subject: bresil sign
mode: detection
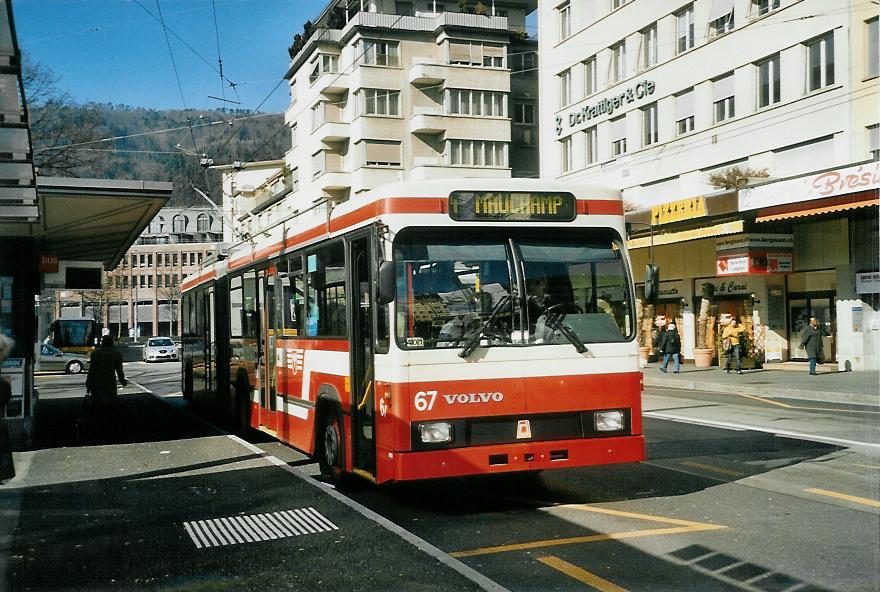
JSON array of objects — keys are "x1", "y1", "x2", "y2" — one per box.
[{"x1": 556, "y1": 80, "x2": 656, "y2": 136}]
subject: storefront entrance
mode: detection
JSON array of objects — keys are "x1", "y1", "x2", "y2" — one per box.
[{"x1": 788, "y1": 291, "x2": 835, "y2": 361}]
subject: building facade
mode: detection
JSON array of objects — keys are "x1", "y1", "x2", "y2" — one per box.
[
  {"x1": 539, "y1": 0, "x2": 878, "y2": 369},
  {"x1": 55, "y1": 207, "x2": 222, "y2": 339}
]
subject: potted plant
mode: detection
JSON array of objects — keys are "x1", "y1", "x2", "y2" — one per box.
[{"x1": 694, "y1": 282, "x2": 716, "y2": 367}]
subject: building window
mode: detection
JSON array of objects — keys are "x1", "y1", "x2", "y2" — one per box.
[
  {"x1": 291, "y1": 123, "x2": 297, "y2": 148},
  {"x1": 311, "y1": 103, "x2": 322, "y2": 130},
  {"x1": 448, "y1": 42, "x2": 503, "y2": 67},
  {"x1": 583, "y1": 57, "x2": 598, "y2": 96},
  {"x1": 448, "y1": 140, "x2": 507, "y2": 167},
  {"x1": 511, "y1": 51, "x2": 536, "y2": 78},
  {"x1": 448, "y1": 89, "x2": 505, "y2": 117},
  {"x1": 611, "y1": 116, "x2": 626, "y2": 156},
  {"x1": 364, "y1": 89, "x2": 400, "y2": 116},
  {"x1": 583, "y1": 126, "x2": 597, "y2": 165},
  {"x1": 610, "y1": 41, "x2": 626, "y2": 83},
  {"x1": 709, "y1": 0, "x2": 735, "y2": 38},
  {"x1": 312, "y1": 151, "x2": 325, "y2": 178},
  {"x1": 513, "y1": 102, "x2": 536, "y2": 145},
  {"x1": 640, "y1": 24, "x2": 657, "y2": 70},
  {"x1": 868, "y1": 18, "x2": 879, "y2": 79},
  {"x1": 559, "y1": 69, "x2": 571, "y2": 107},
  {"x1": 757, "y1": 53, "x2": 781, "y2": 107},
  {"x1": 482, "y1": 44, "x2": 505, "y2": 68},
  {"x1": 363, "y1": 40, "x2": 399, "y2": 66},
  {"x1": 149, "y1": 216, "x2": 164, "y2": 234},
  {"x1": 868, "y1": 124, "x2": 879, "y2": 159},
  {"x1": 642, "y1": 102, "x2": 658, "y2": 146},
  {"x1": 309, "y1": 54, "x2": 338, "y2": 84},
  {"x1": 561, "y1": 136, "x2": 573, "y2": 173},
  {"x1": 612, "y1": 0, "x2": 630, "y2": 8},
  {"x1": 751, "y1": 0, "x2": 780, "y2": 17},
  {"x1": 675, "y1": 89, "x2": 695, "y2": 135},
  {"x1": 558, "y1": 2, "x2": 571, "y2": 41},
  {"x1": 363, "y1": 140, "x2": 401, "y2": 167},
  {"x1": 806, "y1": 33, "x2": 835, "y2": 92},
  {"x1": 196, "y1": 213, "x2": 210, "y2": 232},
  {"x1": 172, "y1": 215, "x2": 186, "y2": 233},
  {"x1": 676, "y1": 5, "x2": 694, "y2": 54},
  {"x1": 291, "y1": 168, "x2": 299, "y2": 192},
  {"x1": 713, "y1": 72, "x2": 735, "y2": 122}
]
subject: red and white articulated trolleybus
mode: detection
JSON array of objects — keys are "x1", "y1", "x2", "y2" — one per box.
[{"x1": 181, "y1": 179, "x2": 644, "y2": 485}]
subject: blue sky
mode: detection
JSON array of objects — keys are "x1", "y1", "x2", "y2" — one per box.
[{"x1": 13, "y1": 0, "x2": 321, "y2": 113}]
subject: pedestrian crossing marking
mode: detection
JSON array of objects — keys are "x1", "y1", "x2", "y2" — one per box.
[{"x1": 184, "y1": 507, "x2": 339, "y2": 549}]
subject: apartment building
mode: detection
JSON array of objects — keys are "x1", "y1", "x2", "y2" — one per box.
[
  {"x1": 55, "y1": 207, "x2": 222, "y2": 338},
  {"x1": 221, "y1": 0, "x2": 538, "y2": 233},
  {"x1": 540, "y1": 0, "x2": 878, "y2": 368}
]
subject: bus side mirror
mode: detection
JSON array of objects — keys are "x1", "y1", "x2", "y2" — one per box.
[
  {"x1": 645, "y1": 264, "x2": 660, "y2": 302},
  {"x1": 377, "y1": 261, "x2": 395, "y2": 305}
]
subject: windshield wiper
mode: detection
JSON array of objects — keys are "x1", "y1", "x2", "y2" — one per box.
[
  {"x1": 543, "y1": 305, "x2": 588, "y2": 354},
  {"x1": 459, "y1": 294, "x2": 511, "y2": 358}
]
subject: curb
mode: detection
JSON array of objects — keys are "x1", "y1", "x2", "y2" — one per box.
[{"x1": 643, "y1": 375, "x2": 880, "y2": 407}]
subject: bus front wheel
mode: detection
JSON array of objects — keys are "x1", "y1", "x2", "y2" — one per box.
[{"x1": 318, "y1": 406, "x2": 345, "y2": 485}]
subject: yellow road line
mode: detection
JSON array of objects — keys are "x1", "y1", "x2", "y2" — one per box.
[
  {"x1": 556, "y1": 504, "x2": 724, "y2": 528},
  {"x1": 450, "y1": 523, "x2": 726, "y2": 558},
  {"x1": 737, "y1": 393, "x2": 880, "y2": 415},
  {"x1": 538, "y1": 556, "x2": 628, "y2": 592},
  {"x1": 680, "y1": 461, "x2": 746, "y2": 478},
  {"x1": 737, "y1": 393, "x2": 794, "y2": 408},
  {"x1": 805, "y1": 488, "x2": 880, "y2": 508}
]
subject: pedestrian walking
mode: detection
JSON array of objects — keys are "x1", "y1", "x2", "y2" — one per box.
[
  {"x1": 798, "y1": 316, "x2": 824, "y2": 375},
  {"x1": 83, "y1": 335, "x2": 127, "y2": 442},
  {"x1": 658, "y1": 323, "x2": 681, "y2": 373},
  {"x1": 0, "y1": 334, "x2": 15, "y2": 483},
  {"x1": 722, "y1": 317, "x2": 745, "y2": 374}
]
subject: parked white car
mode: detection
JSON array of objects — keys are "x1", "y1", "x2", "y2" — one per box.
[
  {"x1": 39, "y1": 343, "x2": 90, "y2": 374},
  {"x1": 142, "y1": 337, "x2": 179, "y2": 363}
]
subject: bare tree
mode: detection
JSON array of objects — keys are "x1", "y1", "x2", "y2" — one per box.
[{"x1": 23, "y1": 55, "x2": 102, "y2": 176}]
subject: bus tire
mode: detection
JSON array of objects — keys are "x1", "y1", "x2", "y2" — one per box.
[{"x1": 318, "y1": 404, "x2": 345, "y2": 486}]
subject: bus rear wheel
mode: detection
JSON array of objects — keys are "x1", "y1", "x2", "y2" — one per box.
[{"x1": 318, "y1": 406, "x2": 345, "y2": 485}]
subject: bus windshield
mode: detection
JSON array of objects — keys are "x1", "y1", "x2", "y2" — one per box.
[{"x1": 394, "y1": 228, "x2": 633, "y2": 350}]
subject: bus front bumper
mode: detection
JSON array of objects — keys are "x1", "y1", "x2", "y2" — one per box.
[{"x1": 378, "y1": 435, "x2": 645, "y2": 483}]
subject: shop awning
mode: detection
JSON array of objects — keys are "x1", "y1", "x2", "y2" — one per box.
[
  {"x1": 755, "y1": 191, "x2": 878, "y2": 223},
  {"x1": 628, "y1": 220, "x2": 744, "y2": 249},
  {"x1": 0, "y1": 177, "x2": 172, "y2": 270}
]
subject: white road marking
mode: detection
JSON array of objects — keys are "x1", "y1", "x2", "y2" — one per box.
[
  {"x1": 645, "y1": 411, "x2": 880, "y2": 450},
  {"x1": 127, "y1": 380, "x2": 152, "y2": 394},
  {"x1": 183, "y1": 508, "x2": 338, "y2": 549}
]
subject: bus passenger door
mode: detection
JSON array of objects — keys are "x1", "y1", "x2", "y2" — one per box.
[
  {"x1": 348, "y1": 235, "x2": 376, "y2": 476},
  {"x1": 258, "y1": 270, "x2": 278, "y2": 432}
]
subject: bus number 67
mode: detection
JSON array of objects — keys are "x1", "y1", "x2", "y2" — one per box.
[{"x1": 414, "y1": 390, "x2": 437, "y2": 412}]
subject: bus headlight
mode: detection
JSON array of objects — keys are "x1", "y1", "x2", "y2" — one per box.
[
  {"x1": 594, "y1": 410, "x2": 625, "y2": 432},
  {"x1": 419, "y1": 422, "x2": 453, "y2": 443}
]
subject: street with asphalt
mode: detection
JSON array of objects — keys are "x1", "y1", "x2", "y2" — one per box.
[{"x1": 0, "y1": 360, "x2": 877, "y2": 591}]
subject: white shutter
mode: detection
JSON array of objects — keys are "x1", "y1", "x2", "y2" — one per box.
[
  {"x1": 611, "y1": 116, "x2": 626, "y2": 140},
  {"x1": 708, "y1": 0, "x2": 734, "y2": 21},
  {"x1": 449, "y1": 42, "x2": 470, "y2": 62},
  {"x1": 364, "y1": 141, "x2": 401, "y2": 164},
  {"x1": 713, "y1": 73, "x2": 735, "y2": 101},
  {"x1": 676, "y1": 90, "x2": 694, "y2": 120}
]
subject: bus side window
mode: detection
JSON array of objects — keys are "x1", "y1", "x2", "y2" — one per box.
[
  {"x1": 306, "y1": 243, "x2": 346, "y2": 338},
  {"x1": 283, "y1": 255, "x2": 304, "y2": 336}
]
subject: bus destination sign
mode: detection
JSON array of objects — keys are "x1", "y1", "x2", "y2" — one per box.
[{"x1": 449, "y1": 191, "x2": 576, "y2": 222}]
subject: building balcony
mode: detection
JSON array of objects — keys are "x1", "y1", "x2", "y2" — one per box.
[
  {"x1": 409, "y1": 109, "x2": 446, "y2": 134},
  {"x1": 340, "y1": 11, "x2": 509, "y2": 36},
  {"x1": 351, "y1": 166, "x2": 402, "y2": 194},
  {"x1": 316, "y1": 170, "x2": 351, "y2": 191},
  {"x1": 311, "y1": 71, "x2": 349, "y2": 95},
  {"x1": 315, "y1": 121, "x2": 351, "y2": 142},
  {"x1": 409, "y1": 163, "x2": 510, "y2": 181},
  {"x1": 408, "y1": 61, "x2": 446, "y2": 86}
]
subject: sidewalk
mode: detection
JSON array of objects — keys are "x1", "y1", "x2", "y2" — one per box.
[{"x1": 642, "y1": 360, "x2": 879, "y2": 407}]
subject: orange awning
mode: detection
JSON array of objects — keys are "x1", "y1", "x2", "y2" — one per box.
[{"x1": 756, "y1": 191, "x2": 878, "y2": 223}]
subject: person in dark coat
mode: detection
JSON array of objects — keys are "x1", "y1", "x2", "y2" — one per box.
[
  {"x1": 0, "y1": 334, "x2": 15, "y2": 482},
  {"x1": 85, "y1": 335, "x2": 127, "y2": 438},
  {"x1": 658, "y1": 323, "x2": 682, "y2": 373},
  {"x1": 798, "y1": 316, "x2": 824, "y2": 375}
]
